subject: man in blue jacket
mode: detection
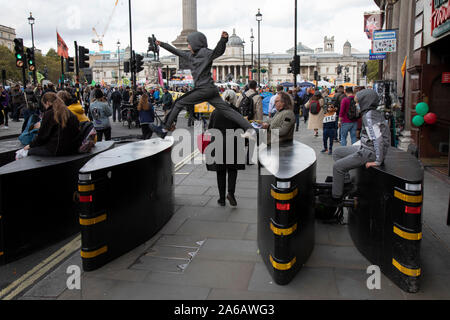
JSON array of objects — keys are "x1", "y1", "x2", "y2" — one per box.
[{"x1": 152, "y1": 31, "x2": 254, "y2": 139}]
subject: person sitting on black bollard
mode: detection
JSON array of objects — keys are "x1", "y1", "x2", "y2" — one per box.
[
  {"x1": 21, "y1": 92, "x2": 81, "y2": 157},
  {"x1": 326, "y1": 88, "x2": 391, "y2": 207},
  {"x1": 151, "y1": 31, "x2": 255, "y2": 140}
]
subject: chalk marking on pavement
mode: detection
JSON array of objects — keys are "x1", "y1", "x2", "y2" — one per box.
[{"x1": 0, "y1": 149, "x2": 198, "y2": 300}]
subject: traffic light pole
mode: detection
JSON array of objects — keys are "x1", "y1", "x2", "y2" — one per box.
[
  {"x1": 294, "y1": 0, "x2": 298, "y2": 87},
  {"x1": 128, "y1": 0, "x2": 136, "y2": 93},
  {"x1": 22, "y1": 64, "x2": 27, "y2": 88},
  {"x1": 60, "y1": 57, "x2": 65, "y2": 90},
  {"x1": 74, "y1": 41, "x2": 81, "y2": 101}
]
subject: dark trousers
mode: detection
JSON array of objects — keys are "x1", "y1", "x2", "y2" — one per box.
[
  {"x1": 302, "y1": 106, "x2": 309, "y2": 123},
  {"x1": 113, "y1": 103, "x2": 121, "y2": 122},
  {"x1": 28, "y1": 146, "x2": 53, "y2": 156},
  {"x1": 164, "y1": 87, "x2": 252, "y2": 131},
  {"x1": 12, "y1": 103, "x2": 22, "y2": 121},
  {"x1": 323, "y1": 127, "x2": 336, "y2": 151},
  {"x1": 216, "y1": 169, "x2": 238, "y2": 200},
  {"x1": 3, "y1": 107, "x2": 8, "y2": 126},
  {"x1": 96, "y1": 127, "x2": 111, "y2": 141},
  {"x1": 141, "y1": 124, "x2": 153, "y2": 140},
  {"x1": 295, "y1": 113, "x2": 300, "y2": 130}
]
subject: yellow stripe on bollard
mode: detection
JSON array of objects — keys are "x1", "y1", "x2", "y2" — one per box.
[
  {"x1": 394, "y1": 190, "x2": 422, "y2": 203},
  {"x1": 81, "y1": 246, "x2": 108, "y2": 259},
  {"x1": 271, "y1": 188, "x2": 298, "y2": 201},
  {"x1": 270, "y1": 222, "x2": 297, "y2": 236},
  {"x1": 270, "y1": 255, "x2": 296, "y2": 271},
  {"x1": 79, "y1": 214, "x2": 107, "y2": 226},
  {"x1": 392, "y1": 258, "x2": 421, "y2": 277},
  {"x1": 0, "y1": 252, "x2": 3, "y2": 257},
  {"x1": 78, "y1": 184, "x2": 95, "y2": 192},
  {"x1": 393, "y1": 226, "x2": 422, "y2": 241}
]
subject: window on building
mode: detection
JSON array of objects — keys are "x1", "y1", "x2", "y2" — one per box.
[{"x1": 278, "y1": 68, "x2": 281, "y2": 74}]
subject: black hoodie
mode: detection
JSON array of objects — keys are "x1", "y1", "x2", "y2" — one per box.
[{"x1": 160, "y1": 32, "x2": 228, "y2": 88}]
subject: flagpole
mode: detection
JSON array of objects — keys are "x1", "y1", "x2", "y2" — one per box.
[{"x1": 61, "y1": 56, "x2": 64, "y2": 90}]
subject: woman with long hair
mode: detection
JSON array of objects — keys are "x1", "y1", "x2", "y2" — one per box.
[
  {"x1": 23, "y1": 92, "x2": 80, "y2": 156},
  {"x1": 306, "y1": 91, "x2": 325, "y2": 137},
  {"x1": 137, "y1": 93, "x2": 155, "y2": 140}
]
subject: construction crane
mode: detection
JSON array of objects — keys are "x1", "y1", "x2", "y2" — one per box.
[{"x1": 92, "y1": 0, "x2": 119, "y2": 52}]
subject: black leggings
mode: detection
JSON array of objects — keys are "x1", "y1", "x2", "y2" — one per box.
[
  {"x1": 216, "y1": 169, "x2": 238, "y2": 200},
  {"x1": 141, "y1": 124, "x2": 153, "y2": 140},
  {"x1": 96, "y1": 127, "x2": 111, "y2": 141}
]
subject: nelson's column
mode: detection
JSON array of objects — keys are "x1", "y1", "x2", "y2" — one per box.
[{"x1": 172, "y1": 0, "x2": 197, "y2": 69}]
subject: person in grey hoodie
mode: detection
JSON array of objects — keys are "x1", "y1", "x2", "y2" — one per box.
[
  {"x1": 152, "y1": 31, "x2": 254, "y2": 139},
  {"x1": 90, "y1": 89, "x2": 113, "y2": 141},
  {"x1": 328, "y1": 88, "x2": 391, "y2": 205}
]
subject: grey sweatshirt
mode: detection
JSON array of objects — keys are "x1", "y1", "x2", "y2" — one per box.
[
  {"x1": 160, "y1": 32, "x2": 227, "y2": 88},
  {"x1": 357, "y1": 89, "x2": 391, "y2": 166}
]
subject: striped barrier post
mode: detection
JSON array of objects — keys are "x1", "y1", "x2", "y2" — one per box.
[
  {"x1": 258, "y1": 140, "x2": 316, "y2": 285},
  {"x1": 348, "y1": 147, "x2": 424, "y2": 293},
  {"x1": 78, "y1": 138, "x2": 175, "y2": 271}
]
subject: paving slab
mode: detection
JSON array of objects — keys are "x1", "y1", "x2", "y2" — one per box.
[
  {"x1": 195, "y1": 239, "x2": 261, "y2": 263},
  {"x1": 175, "y1": 220, "x2": 249, "y2": 240},
  {"x1": 144, "y1": 259, "x2": 255, "y2": 291}
]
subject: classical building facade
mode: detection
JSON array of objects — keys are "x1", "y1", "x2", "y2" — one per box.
[
  {"x1": 90, "y1": 31, "x2": 369, "y2": 87},
  {"x1": 0, "y1": 25, "x2": 16, "y2": 51}
]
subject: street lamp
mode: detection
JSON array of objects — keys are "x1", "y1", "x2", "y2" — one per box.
[
  {"x1": 28, "y1": 12, "x2": 36, "y2": 85},
  {"x1": 117, "y1": 40, "x2": 121, "y2": 86},
  {"x1": 256, "y1": 8, "x2": 262, "y2": 87},
  {"x1": 250, "y1": 28, "x2": 254, "y2": 69},
  {"x1": 242, "y1": 38, "x2": 246, "y2": 84}
]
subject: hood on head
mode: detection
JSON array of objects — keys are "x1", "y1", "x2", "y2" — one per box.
[
  {"x1": 187, "y1": 32, "x2": 208, "y2": 52},
  {"x1": 356, "y1": 89, "x2": 379, "y2": 113}
]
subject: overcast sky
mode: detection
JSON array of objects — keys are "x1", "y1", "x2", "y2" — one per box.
[{"x1": 4, "y1": 0, "x2": 380, "y2": 56}]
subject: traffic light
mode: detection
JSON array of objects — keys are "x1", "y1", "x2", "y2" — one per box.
[
  {"x1": 124, "y1": 61, "x2": 130, "y2": 73},
  {"x1": 26, "y1": 48, "x2": 35, "y2": 71},
  {"x1": 78, "y1": 46, "x2": 90, "y2": 69},
  {"x1": 292, "y1": 55, "x2": 300, "y2": 74},
  {"x1": 288, "y1": 60, "x2": 294, "y2": 74},
  {"x1": 135, "y1": 54, "x2": 144, "y2": 73},
  {"x1": 14, "y1": 38, "x2": 25, "y2": 68},
  {"x1": 66, "y1": 56, "x2": 75, "y2": 73}
]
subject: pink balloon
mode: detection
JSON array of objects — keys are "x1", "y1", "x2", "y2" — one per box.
[{"x1": 424, "y1": 112, "x2": 437, "y2": 124}]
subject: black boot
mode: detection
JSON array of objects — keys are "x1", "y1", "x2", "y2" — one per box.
[
  {"x1": 227, "y1": 193, "x2": 237, "y2": 207},
  {"x1": 217, "y1": 198, "x2": 225, "y2": 206}
]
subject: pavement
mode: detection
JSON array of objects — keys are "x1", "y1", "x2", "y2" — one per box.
[{"x1": 2, "y1": 113, "x2": 449, "y2": 300}]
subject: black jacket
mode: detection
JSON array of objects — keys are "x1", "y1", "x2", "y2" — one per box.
[
  {"x1": 160, "y1": 32, "x2": 227, "y2": 88},
  {"x1": 29, "y1": 106, "x2": 81, "y2": 156},
  {"x1": 206, "y1": 104, "x2": 246, "y2": 172}
]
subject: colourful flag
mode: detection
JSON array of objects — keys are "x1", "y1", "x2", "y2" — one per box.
[
  {"x1": 57, "y1": 32, "x2": 69, "y2": 59},
  {"x1": 158, "y1": 67, "x2": 164, "y2": 87},
  {"x1": 401, "y1": 56, "x2": 407, "y2": 78},
  {"x1": 36, "y1": 72, "x2": 44, "y2": 84}
]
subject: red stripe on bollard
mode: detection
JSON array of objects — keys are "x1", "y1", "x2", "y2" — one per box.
[{"x1": 405, "y1": 206, "x2": 421, "y2": 214}]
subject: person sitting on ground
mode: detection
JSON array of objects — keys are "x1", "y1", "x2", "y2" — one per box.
[
  {"x1": 328, "y1": 88, "x2": 390, "y2": 206},
  {"x1": 206, "y1": 89, "x2": 246, "y2": 207},
  {"x1": 260, "y1": 91, "x2": 296, "y2": 144},
  {"x1": 137, "y1": 92, "x2": 155, "y2": 140},
  {"x1": 89, "y1": 89, "x2": 112, "y2": 141},
  {"x1": 22, "y1": 92, "x2": 81, "y2": 157}
]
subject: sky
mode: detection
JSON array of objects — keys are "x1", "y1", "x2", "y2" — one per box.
[{"x1": 2, "y1": 0, "x2": 380, "y2": 56}]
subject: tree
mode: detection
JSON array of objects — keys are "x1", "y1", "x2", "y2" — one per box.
[
  {"x1": 367, "y1": 60, "x2": 379, "y2": 82},
  {"x1": 0, "y1": 45, "x2": 24, "y2": 84}
]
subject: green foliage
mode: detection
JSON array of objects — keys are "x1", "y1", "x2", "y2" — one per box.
[
  {"x1": 367, "y1": 60, "x2": 380, "y2": 82},
  {"x1": 0, "y1": 45, "x2": 65, "y2": 85}
]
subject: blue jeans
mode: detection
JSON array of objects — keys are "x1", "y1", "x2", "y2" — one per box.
[
  {"x1": 340, "y1": 122, "x2": 357, "y2": 146},
  {"x1": 323, "y1": 128, "x2": 336, "y2": 150}
]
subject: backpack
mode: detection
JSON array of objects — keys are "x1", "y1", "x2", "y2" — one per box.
[
  {"x1": 239, "y1": 93, "x2": 258, "y2": 120},
  {"x1": 78, "y1": 121, "x2": 97, "y2": 153},
  {"x1": 309, "y1": 101, "x2": 320, "y2": 115},
  {"x1": 18, "y1": 115, "x2": 40, "y2": 146},
  {"x1": 333, "y1": 93, "x2": 344, "y2": 111},
  {"x1": 347, "y1": 97, "x2": 360, "y2": 120}
]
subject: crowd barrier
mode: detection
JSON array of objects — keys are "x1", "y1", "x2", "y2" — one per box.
[
  {"x1": 348, "y1": 147, "x2": 424, "y2": 293},
  {"x1": 258, "y1": 140, "x2": 316, "y2": 285},
  {"x1": 0, "y1": 141, "x2": 115, "y2": 264},
  {"x1": 78, "y1": 137, "x2": 175, "y2": 271}
]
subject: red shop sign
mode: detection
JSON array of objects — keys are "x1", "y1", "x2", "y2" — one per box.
[
  {"x1": 431, "y1": 0, "x2": 450, "y2": 38},
  {"x1": 443, "y1": 72, "x2": 450, "y2": 83}
]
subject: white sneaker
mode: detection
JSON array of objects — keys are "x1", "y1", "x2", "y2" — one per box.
[{"x1": 2, "y1": 126, "x2": 8, "y2": 129}]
